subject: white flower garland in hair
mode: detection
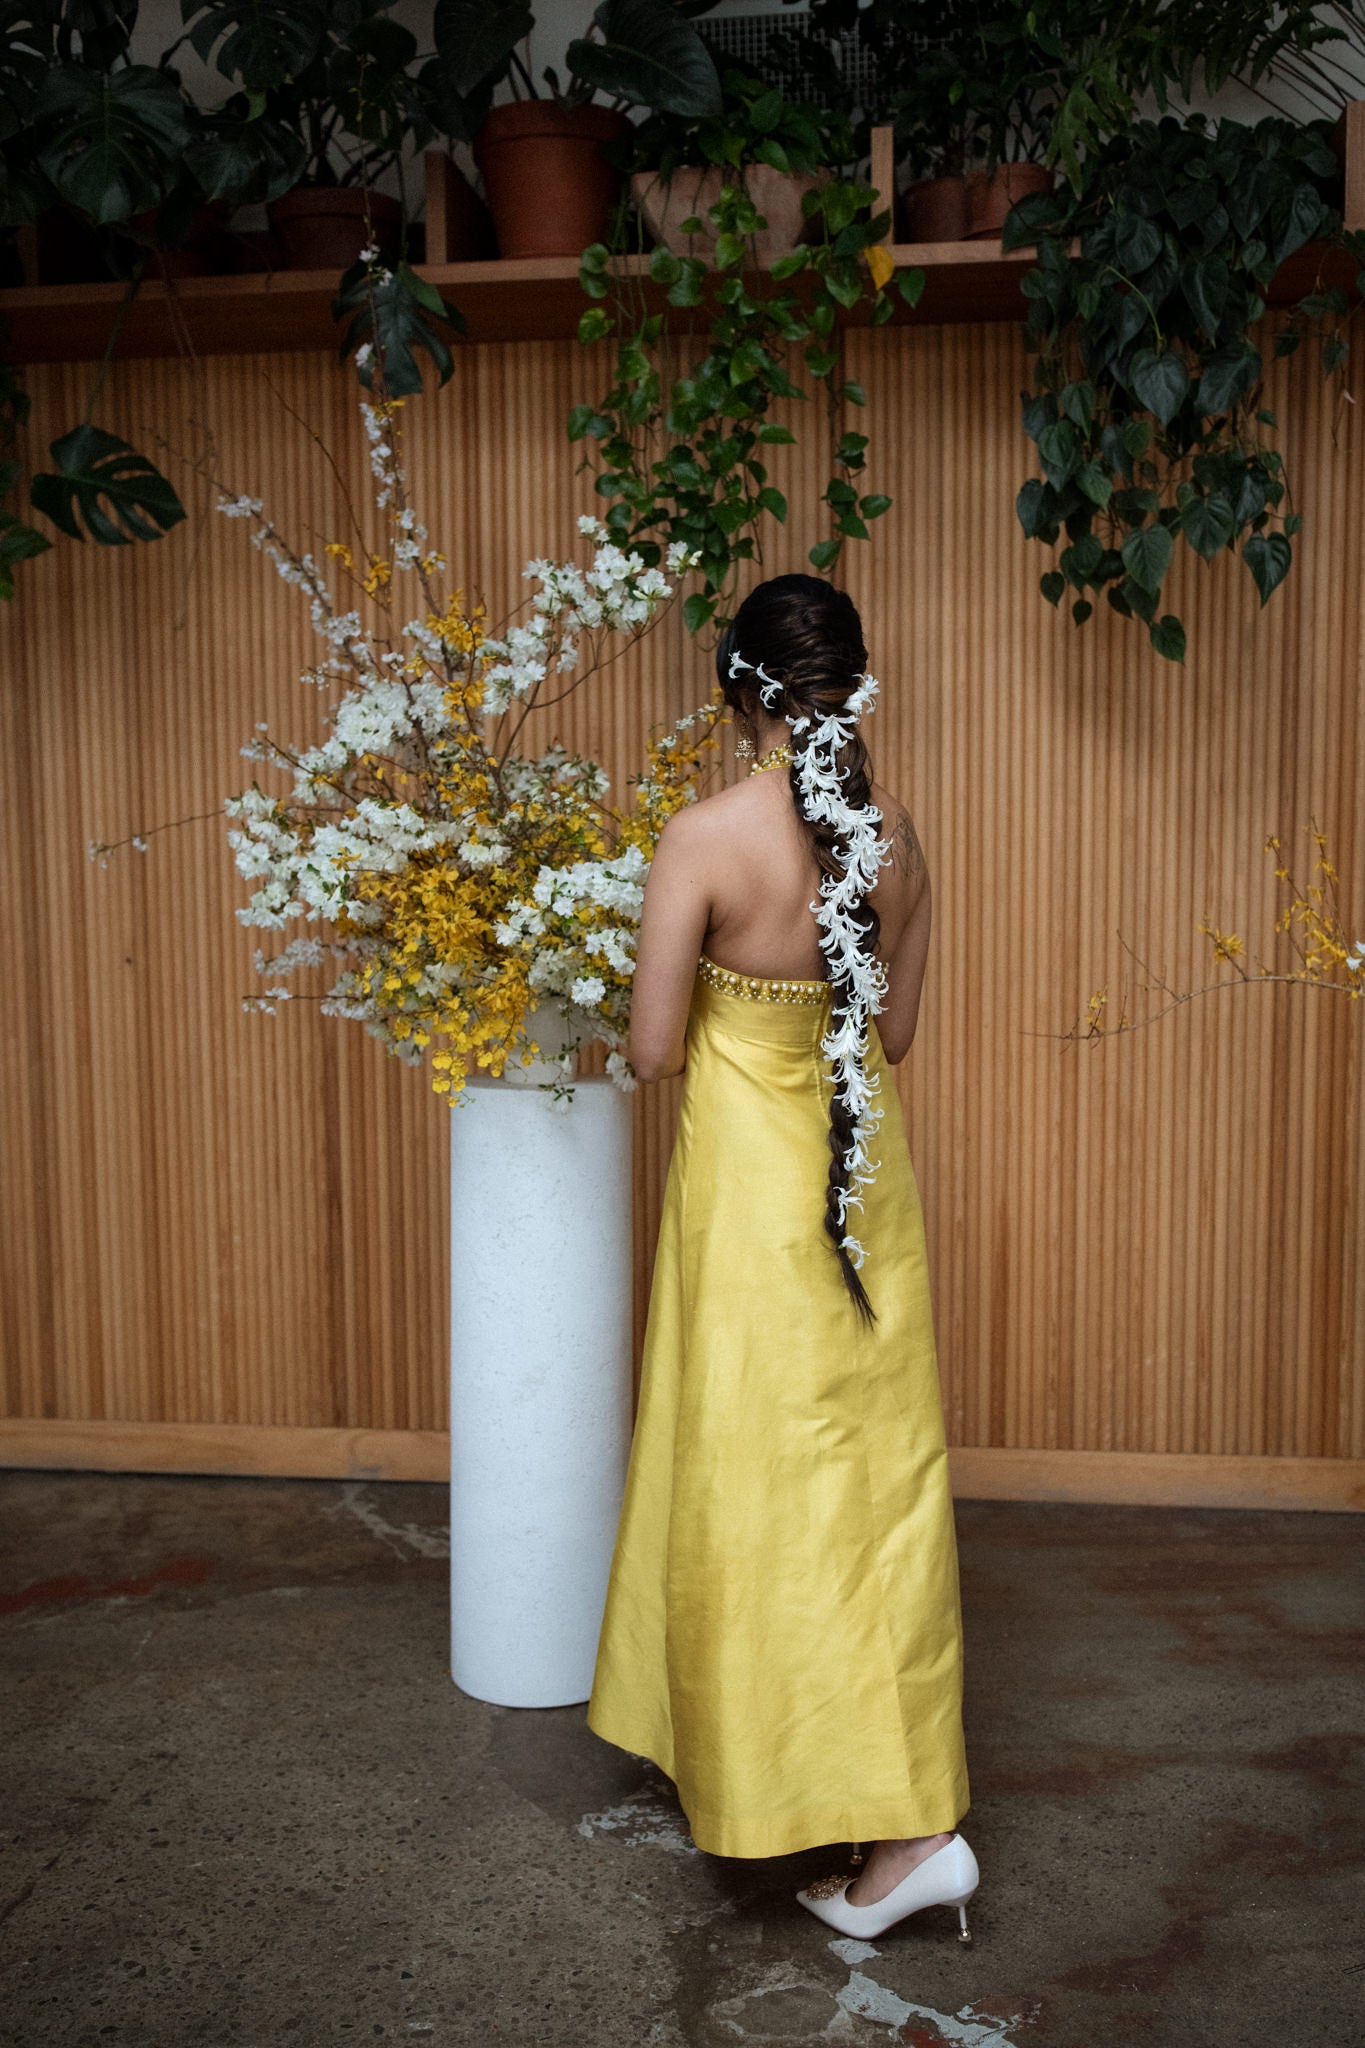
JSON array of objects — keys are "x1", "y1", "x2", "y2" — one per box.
[{"x1": 729, "y1": 649, "x2": 895, "y2": 1270}]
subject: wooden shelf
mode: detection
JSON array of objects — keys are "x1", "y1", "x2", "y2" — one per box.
[
  {"x1": 0, "y1": 245, "x2": 1051, "y2": 361},
  {"x1": 3, "y1": 117, "x2": 1361, "y2": 364},
  {"x1": 3, "y1": 237, "x2": 1355, "y2": 364}
]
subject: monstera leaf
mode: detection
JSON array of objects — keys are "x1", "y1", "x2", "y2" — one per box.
[
  {"x1": 29, "y1": 425, "x2": 187, "y2": 545},
  {"x1": 183, "y1": 95, "x2": 309, "y2": 207},
  {"x1": 182, "y1": 0, "x2": 331, "y2": 92},
  {"x1": 332, "y1": 259, "x2": 466, "y2": 397},
  {"x1": 33, "y1": 64, "x2": 189, "y2": 222},
  {"x1": 421, "y1": 0, "x2": 532, "y2": 142},
  {"x1": 0, "y1": 1, "x2": 54, "y2": 149},
  {"x1": 568, "y1": 0, "x2": 722, "y2": 116}
]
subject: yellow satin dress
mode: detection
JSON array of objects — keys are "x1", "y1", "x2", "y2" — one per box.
[{"x1": 586, "y1": 951, "x2": 970, "y2": 1859}]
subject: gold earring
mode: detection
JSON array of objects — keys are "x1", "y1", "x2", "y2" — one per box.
[{"x1": 734, "y1": 725, "x2": 756, "y2": 759}]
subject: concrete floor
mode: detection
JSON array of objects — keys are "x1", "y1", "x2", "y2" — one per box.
[{"x1": 1, "y1": 1473, "x2": 1361, "y2": 2048}]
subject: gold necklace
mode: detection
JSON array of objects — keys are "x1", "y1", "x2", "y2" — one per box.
[{"x1": 751, "y1": 742, "x2": 793, "y2": 774}]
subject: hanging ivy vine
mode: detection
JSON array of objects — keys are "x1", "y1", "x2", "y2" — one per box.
[
  {"x1": 1005, "y1": 111, "x2": 1357, "y2": 663},
  {"x1": 571, "y1": 77, "x2": 922, "y2": 634}
]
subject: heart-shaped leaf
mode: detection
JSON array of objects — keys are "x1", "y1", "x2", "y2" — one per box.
[
  {"x1": 1149, "y1": 614, "x2": 1186, "y2": 663},
  {"x1": 1181, "y1": 254, "x2": 1230, "y2": 339},
  {"x1": 430, "y1": 1, "x2": 533, "y2": 101},
  {"x1": 1130, "y1": 347, "x2": 1189, "y2": 427},
  {"x1": 1243, "y1": 531, "x2": 1292, "y2": 605},
  {"x1": 1115, "y1": 210, "x2": 1162, "y2": 272},
  {"x1": 1197, "y1": 342, "x2": 1260, "y2": 415},
  {"x1": 568, "y1": 0, "x2": 721, "y2": 117},
  {"x1": 1179, "y1": 493, "x2": 1236, "y2": 560},
  {"x1": 1120, "y1": 521, "x2": 1174, "y2": 596}
]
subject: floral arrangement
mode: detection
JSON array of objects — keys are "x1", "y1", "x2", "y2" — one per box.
[{"x1": 96, "y1": 353, "x2": 724, "y2": 1107}]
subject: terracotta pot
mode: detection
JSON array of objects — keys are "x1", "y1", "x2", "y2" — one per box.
[
  {"x1": 474, "y1": 101, "x2": 630, "y2": 259},
  {"x1": 631, "y1": 163, "x2": 826, "y2": 261},
  {"x1": 901, "y1": 174, "x2": 968, "y2": 243},
  {"x1": 964, "y1": 161, "x2": 1054, "y2": 241},
  {"x1": 266, "y1": 186, "x2": 405, "y2": 271}
]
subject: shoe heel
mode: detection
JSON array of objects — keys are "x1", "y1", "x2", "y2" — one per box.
[{"x1": 948, "y1": 1888, "x2": 976, "y2": 1945}]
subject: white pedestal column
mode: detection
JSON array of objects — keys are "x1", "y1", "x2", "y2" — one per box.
[{"x1": 448, "y1": 1070, "x2": 633, "y2": 1707}]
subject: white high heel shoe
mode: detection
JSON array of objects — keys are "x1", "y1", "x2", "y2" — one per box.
[{"x1": 795, "y1": 1832, "x2": 980, "y2": 1943}]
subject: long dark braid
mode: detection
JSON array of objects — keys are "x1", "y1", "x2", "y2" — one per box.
[{"x1": 717, "y1": 575, "x2": 887, "y2": 1327}]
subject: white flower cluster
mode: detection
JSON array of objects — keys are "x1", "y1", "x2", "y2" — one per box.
[
  {"x1": 730, "y1": 649, "x2": 894, "y2": 1272},
  {"x1": 210, "y1": 381, "x2": 704, "y2": 1098},
  {"x1": 478, "y1": 517, "x2": 698, "y2": 714},
  {"x1": 224, "y1": 785, "x2": 462, "y2": 930}
]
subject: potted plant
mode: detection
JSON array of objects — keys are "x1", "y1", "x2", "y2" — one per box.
[
  {"x1": 794, "y1": 0, "x2": 990, "y2": 241},
  {"x1": 0, "y1": 10, "x2": 194, "y2": 590},
  {"x1": 575, "y1": 97, "x2": 923, "y2": 630},
  {"x1": 949, "y1": 5, "x2": 1060, "y2": 240},
  {"x1": 180, "y1": 0, "x2": 432, "y2": 270},
  {"x1": 622, "y1": 64, "x2": 860, "y2": 262},
  {"x1": 16, "y1": 9, "x2": 198, "y2": 285},
  {"x1": 465, "y1": 0, "x2": 722, "y2": 259}
]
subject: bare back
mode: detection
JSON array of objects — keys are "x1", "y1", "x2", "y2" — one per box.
[{"x1": 628, "y1": 765, "x2": 933, "y2": 1081}]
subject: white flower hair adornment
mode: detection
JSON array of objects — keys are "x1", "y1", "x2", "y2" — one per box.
[
  {"x1": 728, "y1": 647, "x2": 895, "y2": 1273},
  {"x1": 728, "y1": 645, "x2": 787, "y2": 712}
]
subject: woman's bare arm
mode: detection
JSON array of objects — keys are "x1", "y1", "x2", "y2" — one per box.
[
  {"x1": 628, "y1": 807, "x2": 714, "y2": 1082},
  {"x1": 876, "y1": 802, "x2": 931, "y2": 1067}
]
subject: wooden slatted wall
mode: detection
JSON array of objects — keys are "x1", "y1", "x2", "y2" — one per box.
[{"x1": 2, "y1": 314, "x2": 1363, "y2": 1508}]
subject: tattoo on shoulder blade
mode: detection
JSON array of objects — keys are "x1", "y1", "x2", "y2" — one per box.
[{"x1": 892, "y1": 808, "x2": 924, "y2": 883}]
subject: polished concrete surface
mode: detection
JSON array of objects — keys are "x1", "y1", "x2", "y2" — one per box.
[{"x1": 1, "y1": 1472, "x2": 1361, "y2": 2048}]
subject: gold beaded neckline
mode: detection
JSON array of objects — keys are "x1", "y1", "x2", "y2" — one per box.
[
  {"x1": 696, "y1": 954, "x2": 829, "y2": 1004},
  {"x1": 751, "y1": 742, "x2": 793, "y2": 774}
]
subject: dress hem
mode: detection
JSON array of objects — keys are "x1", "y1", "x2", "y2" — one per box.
[{"x1": 586, "y1": 1713, "x2": 969, "y2": 1860}]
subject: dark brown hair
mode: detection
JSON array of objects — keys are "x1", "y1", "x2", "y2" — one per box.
[{"x1": 716, "y1": 574, "x2": 881, "y2": 1326}]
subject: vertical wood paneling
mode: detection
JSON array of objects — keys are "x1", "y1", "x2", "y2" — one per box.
[{"x1": 2, "y1": 311, "x2": 1363, "y2": 1470}]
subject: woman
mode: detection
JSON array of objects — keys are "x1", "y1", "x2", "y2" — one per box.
[{"x1": 586, "y1": 574, "x2": 979, "y2": 1943}]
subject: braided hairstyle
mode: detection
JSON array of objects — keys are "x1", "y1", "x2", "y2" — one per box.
[{"x1": 716, "y1": 575, "x2": 890, "y2": 1327}]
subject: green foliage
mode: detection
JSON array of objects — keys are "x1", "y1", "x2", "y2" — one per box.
[
  {"x1": 566, "y1": 0, "x2": 721, "y2": 118},
  {"x1": 802, "y1": 1, "x2": 1342, "y2": 190},
  {"x1": 569, "y1": 69, "x2": 916, "y2": 627},
  {"x1": 333, "y1": 256, "x2": 467, "y2": 396},
  {"x1": 0, "y1": 355, "x2": 51, "y2": 599},
  {"x1": 419, "y1": 3, "x2": 534, "y2": 143},
  {"x1": 572, "y1": 157, "x2": 916, "y2": 627},
  {"x1": 33, "y1": 63, "x2": 190, "y2": 223},
  {"x1": 1007, "y1": 112, "x2": 1346, "y2": 663},
  {"x1": 614, "y1": 63, "x2": 859, "y2": 182},
  {"x1": 183, "y1": 0, "x2": 333, "y2": 94},
  {"x1": 29, "y1": 423, "x2": 187, "y2": 545},
  {"x1": 187, "y1": 0, "x2": 432, "y2": 191}
]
